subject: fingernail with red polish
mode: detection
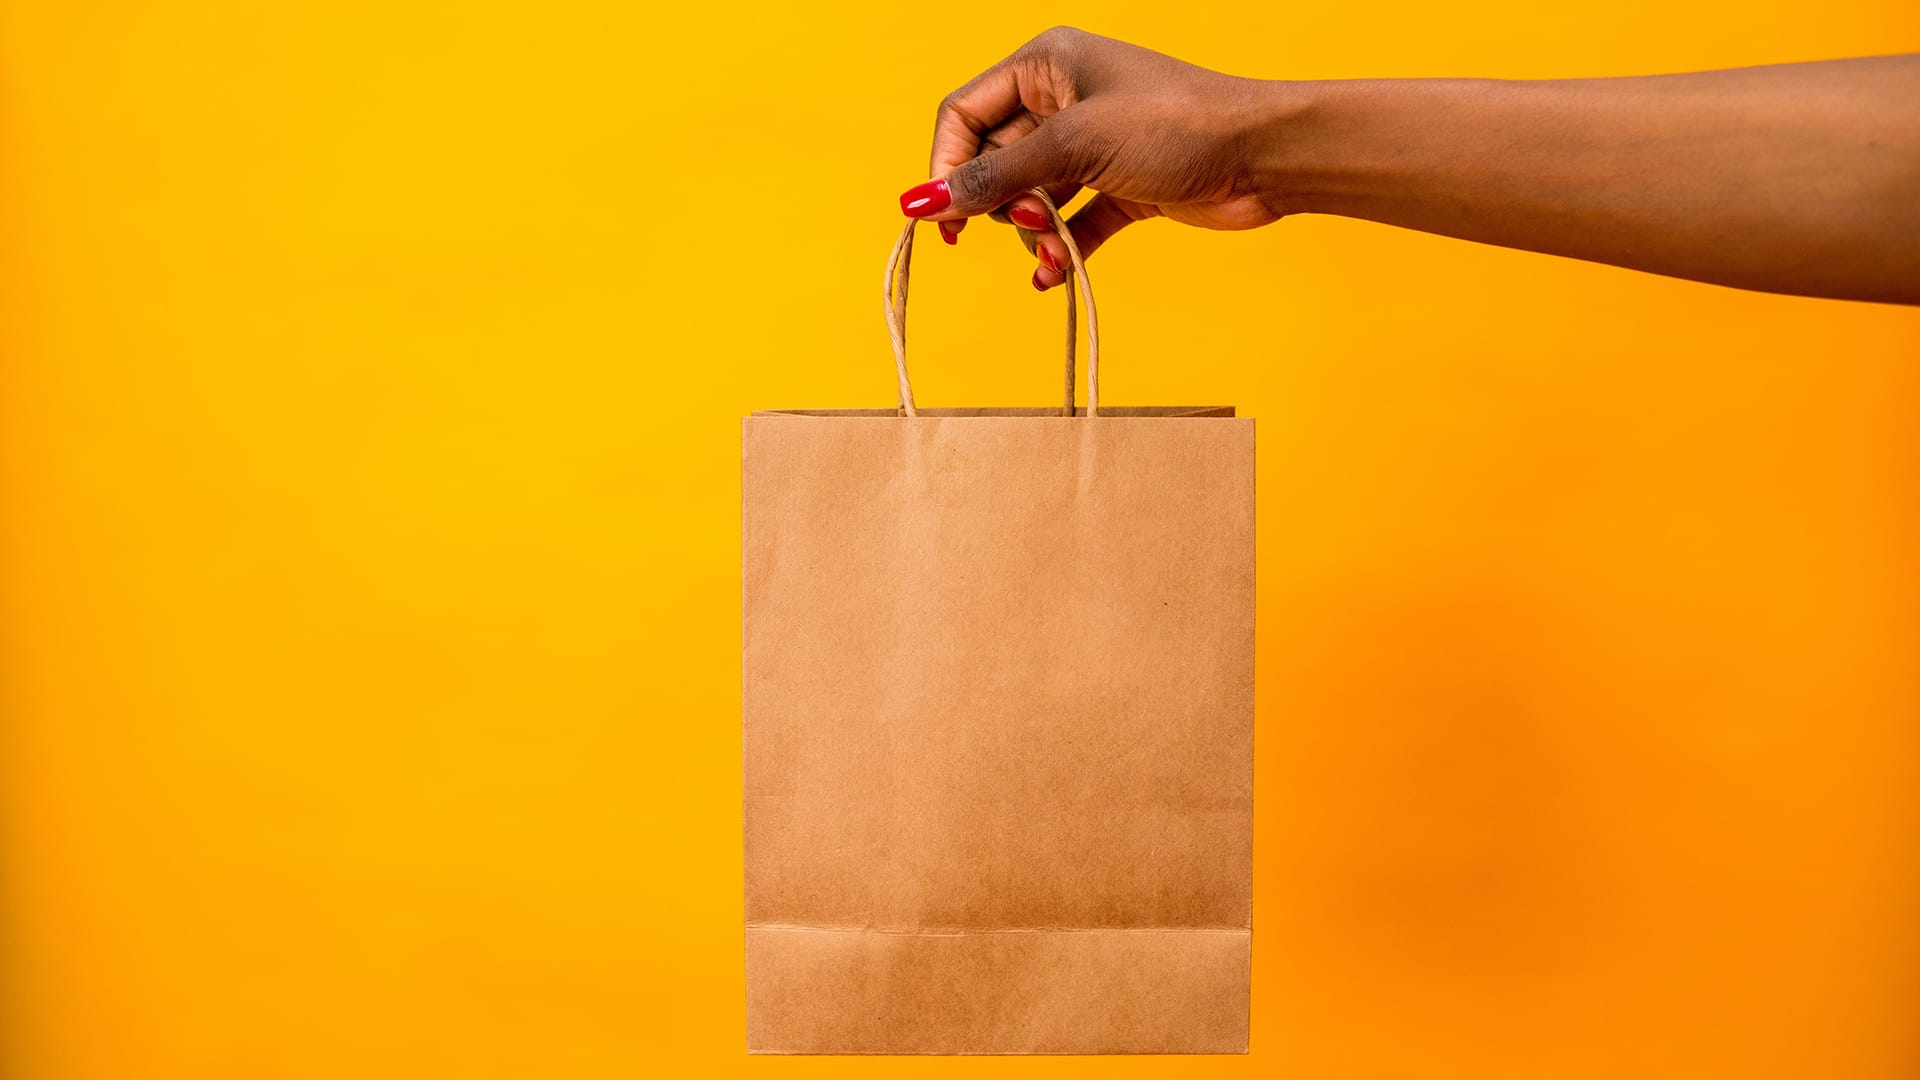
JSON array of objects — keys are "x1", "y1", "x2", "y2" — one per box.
[
  {"x1": 899, "y1": 179, "x2": 950, "y2": 218},
  {"x1": 938, "y1": 221, "x2": 959, "y2": 245},
  {"x1": 1031, "y1": 269, "x2": 1049, "y2": 292},
  {"x1": 1009, "y1": 206, "x2": 1049, "y2": 230},
  {"x1": 1037, "y1": 245, "x2": 1059, "y2": 273}
]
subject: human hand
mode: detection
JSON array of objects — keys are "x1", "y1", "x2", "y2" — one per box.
[{"x1": 898, "y1": 27, "x2": 1289, "y2": 290}]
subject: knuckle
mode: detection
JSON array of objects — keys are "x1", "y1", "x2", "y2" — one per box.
[
  {"x1": 935, "y1": 89, "x2": 963, "y2": 125},
  {"x1": 937, "y1": 88, "x2": 993, "y2": 134},
  {"x1": 952, "y1": 153, "x2": 999, "y2": 205},
  {"x1": 1023, "y1": 25, "x2": 1082, "y2": 57}
]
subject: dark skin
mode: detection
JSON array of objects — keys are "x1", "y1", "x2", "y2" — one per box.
[{"x1": 903, "y1": 28, "x2": 1920, "y2": 305}]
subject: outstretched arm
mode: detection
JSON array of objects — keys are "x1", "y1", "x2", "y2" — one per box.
[{"x1": 901, "y1": 30, "x2": 1920, "y2": 305}]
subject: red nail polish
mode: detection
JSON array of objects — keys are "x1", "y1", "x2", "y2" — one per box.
[
  {"x1": 899, "y1": 179, "x2": 951, "y2": 218},
  {"x1": 1031, "y1": 269, "x2": 1049, "y2": 292},
  {"x1": 1037, "y1": 245, "x2": 1059, "y2": 273},
  {"x1": 1009, "y1": 206, "x2": 1049, "y2": 230},
  {"x1": 938, "y1": 221, "x2": 959, "y2": 245}
]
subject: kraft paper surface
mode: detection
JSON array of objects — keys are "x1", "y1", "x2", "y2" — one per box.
[{"x1": 742, "y1": 410, "x2": 1254, "y2": 1054}]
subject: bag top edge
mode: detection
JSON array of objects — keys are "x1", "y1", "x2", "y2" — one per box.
[{"x1": 748, "y1": 406, "x2": 1238, "y2": 418}]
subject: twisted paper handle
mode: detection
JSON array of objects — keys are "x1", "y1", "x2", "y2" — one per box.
[{"x1": 883, "y1": 188, "x2": 1100, "y2": 417}]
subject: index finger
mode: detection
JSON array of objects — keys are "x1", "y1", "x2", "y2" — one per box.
[{"x1": 929, "y1": 61, "x2": 1026, "y2": 179}]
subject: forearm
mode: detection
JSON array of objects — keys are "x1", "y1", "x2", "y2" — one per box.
[{"x1": 1252, "y1": 56, "x2": 1920, "y2": 304}]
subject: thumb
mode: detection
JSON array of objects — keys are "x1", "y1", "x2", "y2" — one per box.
[{"x1": 901, "y1": 116, "x2": 1079, "y2": 220}]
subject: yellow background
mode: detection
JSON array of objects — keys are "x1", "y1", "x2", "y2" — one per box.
[{"x1": 4, "y1": 2, "x2": 1918, "y2": 1076}]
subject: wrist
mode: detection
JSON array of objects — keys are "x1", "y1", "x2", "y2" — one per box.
[{"x1": 1234, "y1": 77, "x2": 1344, "y2": 216}]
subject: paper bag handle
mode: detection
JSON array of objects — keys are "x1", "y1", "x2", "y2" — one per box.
[{"x1": 883, "y1": 187, "x2": 1100, "y2": 417}]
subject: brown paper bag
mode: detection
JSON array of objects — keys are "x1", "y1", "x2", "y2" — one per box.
[{"x1": 743, "y1": 193, "x2": 1254, "y2": 1055}]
